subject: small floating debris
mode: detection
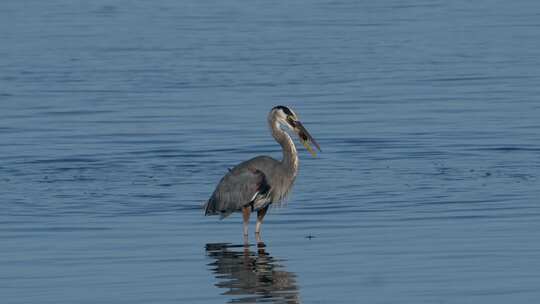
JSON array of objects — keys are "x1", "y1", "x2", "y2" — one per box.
[{"x1": 305, "y1": 234, "x2": 315, "y2": 240}]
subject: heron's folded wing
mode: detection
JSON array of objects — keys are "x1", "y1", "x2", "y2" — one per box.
[{"x1": 205, "y1": 167, "x2": 269, "y2": 217}]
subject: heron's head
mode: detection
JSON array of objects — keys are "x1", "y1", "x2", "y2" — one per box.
[{"x1": 271, "y1": 105, "x2": 321, "y2": 157}]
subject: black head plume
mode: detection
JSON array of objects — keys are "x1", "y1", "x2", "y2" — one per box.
[{"x1": 273, "y1": 105, "x2": 294, "y2": 116}]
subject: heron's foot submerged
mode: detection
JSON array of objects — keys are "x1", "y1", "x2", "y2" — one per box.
[
  {"x1": 255, "y1": 232, "x2": 265, "y2": 247},
  {"x1": 240, "y1": 234, "x2": 265, "y2": 247}
]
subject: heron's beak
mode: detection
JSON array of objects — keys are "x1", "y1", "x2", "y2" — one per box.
[{"x1": 293, "y1": 121, "x2": 321, "y2": 157}]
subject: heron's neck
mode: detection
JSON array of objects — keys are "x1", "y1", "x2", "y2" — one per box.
[{"x1": 270, "y1": 120, "x2": 298, "y2": 176}]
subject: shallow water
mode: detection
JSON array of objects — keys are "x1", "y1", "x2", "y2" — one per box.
[{"x1": 2, "y1": 0, "x2": 540, "y2": 303}]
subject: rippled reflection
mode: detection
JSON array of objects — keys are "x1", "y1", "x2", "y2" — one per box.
[{"x1": 206, "y1": 243, "x2": 300, "y2": 304}]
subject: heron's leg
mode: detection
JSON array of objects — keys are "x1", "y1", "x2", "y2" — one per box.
[
  {"x1": 255, "y1": 206, "x2": 269, "y2": 235},
  {"x1": 242, "y1": 206, "x2": 250, "y2": 238}
]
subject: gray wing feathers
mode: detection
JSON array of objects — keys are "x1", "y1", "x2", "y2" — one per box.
[{"x1": 205, "y1": 166, "x2": 270, "y2": 218}]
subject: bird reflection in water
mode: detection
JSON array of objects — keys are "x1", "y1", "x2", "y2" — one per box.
[{"x1": 206, "y1": 243, "x2": 300, "y2": 304}]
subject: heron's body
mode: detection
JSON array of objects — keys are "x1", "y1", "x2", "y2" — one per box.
[{"x1": 204, "y1": 106, "x2": 320, "y2": 242}]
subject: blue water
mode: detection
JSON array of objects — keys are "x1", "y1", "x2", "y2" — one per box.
[{"x1": 2, "y1": 1, "x2": 540, "y2": 303}]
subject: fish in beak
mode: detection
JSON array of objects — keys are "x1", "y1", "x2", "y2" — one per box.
[{"x1": 292, "y1": 120, "x2": 321, "y2": 157}]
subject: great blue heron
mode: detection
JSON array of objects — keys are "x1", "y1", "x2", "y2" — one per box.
[{"x1": 205, "y1": 106, "x2": 320, "y2": 242}]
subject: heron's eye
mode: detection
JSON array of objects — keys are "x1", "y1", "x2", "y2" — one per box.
[{"x1": 287, "y1": 116, "x2": 296, "y2": 127}]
